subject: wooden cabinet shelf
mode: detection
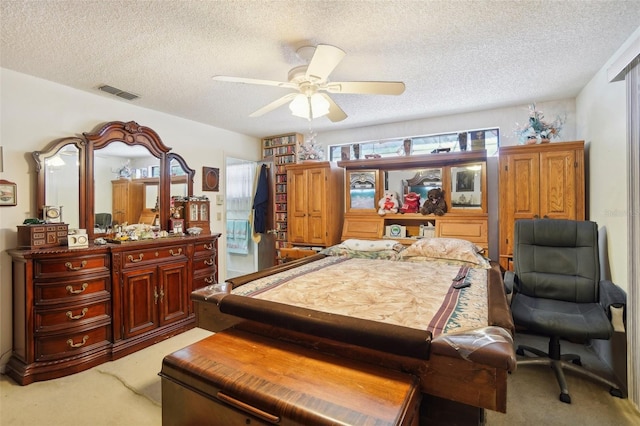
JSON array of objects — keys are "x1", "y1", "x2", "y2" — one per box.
[{"x1": 340, "y1": 151, "x2": 489, "y2": 252}]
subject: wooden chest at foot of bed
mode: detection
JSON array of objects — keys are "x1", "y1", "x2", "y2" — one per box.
[{"x1": 160, "y1": 328, "x2": 421, "y2": 426}]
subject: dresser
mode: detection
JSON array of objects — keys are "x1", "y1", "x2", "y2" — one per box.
[{"x1": 7, "y1": 233, "x2": 220, "y2": 385}]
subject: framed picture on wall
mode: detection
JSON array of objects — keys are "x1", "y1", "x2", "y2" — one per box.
[
  {"x1": 202, "y1": 167, "x2": 219, "y2": 192},
  {"x1": 0, "y1": 179, "x2": 17, "y2": 206}
]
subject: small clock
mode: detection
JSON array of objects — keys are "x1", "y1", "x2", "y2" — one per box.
[{"x1": 43, "y1": 205, "x2": 63, "y2": 223}]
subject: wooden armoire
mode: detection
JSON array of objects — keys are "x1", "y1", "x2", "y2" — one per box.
[
  {"x1": 498, "y1": 140, "x2": 585, "y2": 271},
  {"x1": 286, "y1": 161, "x2": 344, "y2": 248}
]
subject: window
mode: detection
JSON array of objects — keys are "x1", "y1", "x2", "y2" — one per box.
[{"x1": 329, "y1": 128, "x2": 499, "y2": 161}]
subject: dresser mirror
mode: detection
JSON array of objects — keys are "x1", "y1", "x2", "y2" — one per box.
[
  {"x1": 34, "y1": 121, "x2": 194, "y2": 241},
  {"x1": 34, "y1": 137, "x2": 85, "y2": 230}
]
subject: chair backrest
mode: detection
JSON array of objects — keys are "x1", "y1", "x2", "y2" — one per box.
[
  {"x1": 95, "y1": 212, "x2": 112, "y2": 229},
  {"x1": 513, "y1": 219, "x2": 599, "y2": 303}
]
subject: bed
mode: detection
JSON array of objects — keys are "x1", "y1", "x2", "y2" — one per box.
[{"x1": 192, "y1": 238, "x2": 516, "y2": 416}]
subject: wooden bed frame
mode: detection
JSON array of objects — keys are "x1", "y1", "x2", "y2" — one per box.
[{"x1": 192, "y1": 254, "x2": 516, "y2": 417}]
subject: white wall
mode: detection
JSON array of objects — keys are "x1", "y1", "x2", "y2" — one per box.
[
  {"x1": 576, "y1": 25, "x2": 640, "y2": 291},
  {"x1": 0, "y1": 68, "x2": 260, "y2": 371}
]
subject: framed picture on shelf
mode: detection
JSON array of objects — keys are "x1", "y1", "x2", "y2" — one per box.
[{"x1": 0, "y1": 179, "x2": 17, "y2": 206}]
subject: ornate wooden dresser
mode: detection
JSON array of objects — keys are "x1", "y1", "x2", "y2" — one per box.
[{"x1": 7, "y1": 233, "x2": 220, "y2": 385}]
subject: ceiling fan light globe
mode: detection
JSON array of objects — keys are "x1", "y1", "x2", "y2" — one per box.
[
  {"x1": 310, "y1": 93, "x2": 330, "y2": 118},
  {"x1": 289, "y1": 94, "x2": 310, "y2": 118}
]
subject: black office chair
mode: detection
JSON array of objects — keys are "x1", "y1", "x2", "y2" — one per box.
[
  {"x1": 95, "y1": 213, "x2": 112, "y2": 230},
  {"x1": 504, "y1": 219, "x2": 626, "y2": 403}
]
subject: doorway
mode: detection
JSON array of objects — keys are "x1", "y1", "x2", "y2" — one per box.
[{"x1": 224, "y1": 157, "x2": 257, "y2": 280}]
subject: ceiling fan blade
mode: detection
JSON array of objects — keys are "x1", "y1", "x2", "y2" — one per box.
[
  {"x1": 249, "y1": 93, "x2": 298, "y2": 117},
  {"x1": 305, "y1": 44, "x2": 346, "y2": 83},
  {"x1": 320, "y1": 93, "x2": 347, "y2": 122},
  {"x1": 212, "y1": 75, "x2": 297, "y2": 90},
  {"x1": 325, "y1": 81, "x2": 405, "y2": 95}
]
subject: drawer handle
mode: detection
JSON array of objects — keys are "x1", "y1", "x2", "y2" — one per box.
[
  {"x1": 66, "y1": 283, "x2": 89, "y2": 294},
  {"x1": 204, "y1": 276, "x2": 214, "y2": 284},
  {"x1": 66, "y1": 308, "x2": 89, "y2": 320},
  {"x1": 65, "y1": 260, "x2": 87, "y2": 271},
  {"x1": 204, "y1": 258, "x2": 214, "y2": 266},
  {"x1": 154, "y1": 287, "x2": 159, "y2": 304},
  {"x1": 169, "y1": 248, "x2": 182, "y2": 256},
  {"x1": 67, "y1": 335, "x2": 89, "y2": 348},
  {"x1": 217, "y1": 392, "x2": 280, "y2": 424},
  {"x1": 203, "y1": 243, "x2": 213, "y2": 250},
  {"x1": 128, "y1": 254, "x2": 144, "y2": 263}
]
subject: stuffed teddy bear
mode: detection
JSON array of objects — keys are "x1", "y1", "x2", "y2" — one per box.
[
  {"x1": 377, "y1": 191, "x2": 399, "y2": 216},
  {"x1": 399, "y1": 192, "x2": 421, "y2": 213},
  {"x1": 420, "y1": 188, "x2": 448, "y2": 216}
]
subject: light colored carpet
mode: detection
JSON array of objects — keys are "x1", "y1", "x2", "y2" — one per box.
[
  {"x1": 0, "y1": 327, "x2": 212, "y2": 426},
  {"x1": 486, "y1": 333, "x2": 640, "y2": 425},
  {"x1": 95, "y1": 327, "x2": 213, "y2": 406},
  {"x1": 2, "y1": 328, "x2": 639, "y2": 425}
]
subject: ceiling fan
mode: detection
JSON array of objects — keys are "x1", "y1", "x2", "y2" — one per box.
[{"x1": 212, "y1": 44, "x2": 405, "y2": 122}]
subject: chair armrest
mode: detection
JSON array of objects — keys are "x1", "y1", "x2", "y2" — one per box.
[
  {"x1": 599, "y1": 280, "x2": 626, "y2": 330},
  {"x1": 503, "y1": 271, "x2": 516, "y2": 295}
]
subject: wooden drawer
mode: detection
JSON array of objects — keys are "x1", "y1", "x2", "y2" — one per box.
[
  {"x1": 341, "y1": 216, "x2": 384, "y2": 240},
  {"x1": 194, "y1": 239, "x2": 217, "y2": 256},
  {"x1": 436, "y1": 219, "x2": 488, "y2": 244},
  {"x1": 193, "y1": 254, "x2": 216, "y2": 272},
  {"x1": 35, "y1": 276, "x2": 110, "y2": 304},
  {"x1": 35, "y1": 323, "x2": 111, "y2": 362},
  {"x1": 122, "y1": 244, "x2": 188, "y2": 267},
  {"x1": 35, "y1": 300, "x2": 111, "y2": 332},
  {"x1": 34, "y1": 254, "x2": 110, "y2": 279},
  {"x1": 192, "y1": 269, "x2": 217, "y2": 290}
]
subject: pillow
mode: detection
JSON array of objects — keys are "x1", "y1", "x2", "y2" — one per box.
[
  {"x1": 401, "y1": 237, "x2": 489, "y2": 267},
  {"x1": 320, "y1": 242, "x2": 403, "y2": 261},
  {"x1": 340, "y1": 239, "x2": 404, "y2": 252}
]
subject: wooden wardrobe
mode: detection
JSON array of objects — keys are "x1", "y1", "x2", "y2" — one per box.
[{"x1": 498, "y1": 141, "x2": 585, "y2": 271}]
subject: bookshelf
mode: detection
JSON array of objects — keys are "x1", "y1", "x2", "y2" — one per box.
[{"x1": 262, "y1": 133, "x2": 303, "y2": 263}]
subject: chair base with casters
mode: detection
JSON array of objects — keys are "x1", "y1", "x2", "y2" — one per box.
[{"x1": 516, "y1": 335, "x2": 624, "y2": 404}]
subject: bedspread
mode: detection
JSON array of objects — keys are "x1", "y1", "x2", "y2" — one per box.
[{"x1": 232, "y1": 256, "x2": 488, "y2": 337}]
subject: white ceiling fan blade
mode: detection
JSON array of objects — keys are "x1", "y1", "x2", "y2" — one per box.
[
  {"x1": 320, "y1": 93, "x2": 347, "y2": 122},
  {"x1": 249, "y1": 93, "x2": 298, "y2": 117},
  {"x1": 212, "y1": 75, "x2": 297, "y2": 90},
  {"x1": 305, "y1": 44, "x2": 346, "y2": 83},
  {"x1": 325, "y1": 81, "x2": 405, "y2": 95}
]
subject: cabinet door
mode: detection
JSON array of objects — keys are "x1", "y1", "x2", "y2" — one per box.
[
  {"x1": 499, "y1": 152, "x2": 539, "y2": 263},
  {"x1": 288, "y1": 168, "x2": 308, "y2": 243},
  {"x1": 112, "y1": 181, "x2": 128, "y2": 226},
  {"x1": 306, "y1": 167, "x2": 328, "y2": 245},
  {"x1": 122, "y1": 266, "x2": 158, "y2": 338},
  {"x1": 158, "y1": 262, "x2": 189, "y2": 325},
  {"x1": 539, "y1": 149, "x2": 577, "y2": 219}
]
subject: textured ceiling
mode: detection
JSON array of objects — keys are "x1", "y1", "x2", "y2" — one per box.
[{"x1": 1, "y1": 1, "x2": 639, "y2": 138}]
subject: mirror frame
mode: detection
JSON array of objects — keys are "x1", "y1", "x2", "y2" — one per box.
[
  {"x1": 33, "y1": 137, "x2": 87, "y2": 228},
  {"x1": 34, "y1": 121, "x2": 195, "y2": 242}
]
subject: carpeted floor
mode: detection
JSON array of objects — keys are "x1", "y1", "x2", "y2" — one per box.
[{"x1": 1, "y1": 328, "x2": 639, "y2": 425}]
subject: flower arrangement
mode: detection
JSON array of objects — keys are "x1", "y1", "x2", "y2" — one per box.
[
  {"x1": 298, "y1": 131, "x2": 324, "y2": 161},
  {"x1": 515, "y1": 103, "x2": 565, "y2": 144}
]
